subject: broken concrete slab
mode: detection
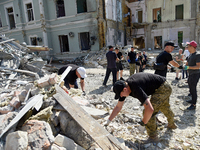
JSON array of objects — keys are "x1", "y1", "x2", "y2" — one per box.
[{"x1": 5, "y1": 131, "x2": 28, "y2": 150}]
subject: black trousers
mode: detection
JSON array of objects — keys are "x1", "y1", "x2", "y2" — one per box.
[
  {"x1": 188, "y1": 73, "x2": 200, "y2": 105},
  {"x1": 103, "y1": 68, "x2": 117, "y2": 85}
]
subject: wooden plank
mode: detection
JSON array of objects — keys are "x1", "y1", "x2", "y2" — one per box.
[
  {"x1": 54, "y1": 84, "x2": 128, "y2": 150},
  {"x1": 0, "y1": 38, "x2": 15, "y2": 44},
  {"x1": 26, "y1": 45, "x2": 50, "y2": 51}
]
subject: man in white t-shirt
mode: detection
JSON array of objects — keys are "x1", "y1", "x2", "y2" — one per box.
[{"x1": 182, "y1": 44, "x2": 190, "y2": 79}]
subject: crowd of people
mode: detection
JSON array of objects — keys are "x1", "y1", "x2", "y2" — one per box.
[{"x1": 57, "y1": 40, "x2": 200, "y2": 144}]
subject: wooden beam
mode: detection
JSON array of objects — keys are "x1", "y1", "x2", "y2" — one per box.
[
  {"x1": 54, "y1": 84, "x2": 129, "y2": 150},
  {"x1": 0, "y1": 39, "x2": 15, "y2": 44}
]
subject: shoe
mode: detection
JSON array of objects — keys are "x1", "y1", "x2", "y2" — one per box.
[
  {"x1": 175, "y1": 77, "x2": 179, "y2": 80},
  {"x1": 120, "y1": 77, "x2": 125, "y2": 81},
  {"x1": 186, "y1": 100, "x2": 193, "y2": 104},
  {"x1": 102, "y1": 84, "x2": 107, "y2": 87},
  {"x1": 188, "y1": 93, "x2": 191, "y2": 96},
  {"x1": 141, "y1": 135, "x2": 159, "y2": 144},
  {"x1": 167, "y1": 123, "x2": 177, "y2": 129},
  {"x1": 187, "y1": 104, "x2": 196, "y2": 110}
]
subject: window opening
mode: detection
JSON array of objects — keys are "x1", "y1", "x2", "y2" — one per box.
[
  {"x1": 176, "y1": 4, "x2": 183, "y2": 20},
  {"x1": 30, "y1": 37, "x2": 38, "y2": 45},
  {"x1": 178, "y1": 31, "x2": 183, "y2": 47},
  {"x1": 7, "y1": 7, "x2": 15, "y2": 29},
  {"x1": 80, "y1": 32, "x2": 90, "y2": 50},
  {"x1": 59, "y1": 35, "x2": 69, "y2": 52},
  {"x1": 138, "y1": 10, "x2": 142, "y2": 23},
  {"x1": 154, "y1": 36, "x2": 162, "y2": 49},
  {"x1": 153, "y1": 8, "x2": 161, "y2": 22},
  {"x1": 26, "y1": 3, "x2": 34, "y2": 22},
  {"x1": 77, "y1": 0, "x2": 87, "y2": 13},
  {"x1": 56, "y1": 0, "x2": 65, "y2": 18}
]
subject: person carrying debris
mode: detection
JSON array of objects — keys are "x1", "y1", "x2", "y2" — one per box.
[
  {"x1": 115, "y1": 47, "x2": 124, "y2": 81},
  {"x1": 104, "y1": 73, "x2": 177, "y2": 142},
  {"x1": 154, "y1": 41, "x2": 183, "y2": 77},
  {"x1": 127, "y1": 47, "x2": 137, "y2": 75},
  {"x1": 58, "y1": 64, "x2": 87, "y2": 96},
  {"x1": 184, "y1": 40, "x2": 200, "y2": 110},
  {"x1": 103, "y1": 46, "x2": 119, "y2": 86}
]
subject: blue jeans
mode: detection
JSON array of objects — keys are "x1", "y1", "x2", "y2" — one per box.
[
  {"x1": 103, "y1": 68, "x2": 117, "y2": 85},
  {"x1": 182, "y1": 70, "x2": 188, "y2": 79}
]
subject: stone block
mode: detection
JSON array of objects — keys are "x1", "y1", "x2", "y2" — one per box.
[
  {"x1": 49, "y1": 73, "x2": 58, "y2": 85},
  {"x1": 37, "y1": 75, "x2": 50, "y2": 88},
  {"x1": 54, "y1": 134, "x2": 85, "y2": 150},
  {"x1": 9, "y1": 97, "x2": 21, "y2": 109},
  {"x1": 5, "y1": 131, "x2": 28, "y2": 150},
  {"x1": 18, "y1": 90, "x2": 27, "y2": 102}
]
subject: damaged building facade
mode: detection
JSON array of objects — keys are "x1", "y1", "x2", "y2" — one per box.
[
  {"x1": 0, "y1": 0, "x2": 127, "y2": 60},
  {"x1": 126, "y1": 0, "x2": 199, "y2": 50}
]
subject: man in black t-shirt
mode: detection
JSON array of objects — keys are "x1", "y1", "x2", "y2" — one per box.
[
  {"x1": 127, "y1": 47, "x2": 136, "y2": 75},
  {"x1": 115, "y1": 48, "x2": 124, "y2": 80},
  {"x1": 103, "y1": 46, "x2": 119, "y2": 86},
  {"x1": 58, "y1": 64, "x2": 87, "y2": 95},
  {"x1": 104, "y1": 73, "x2": 177, "y2": 142},
  {"x1": 154, "y1": 41, "x2": 183, "y2": 77},
  {"x1": 184, "y1": 40, "x2": 200, "y2": 110}
]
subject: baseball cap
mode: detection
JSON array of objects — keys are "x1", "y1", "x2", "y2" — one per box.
[
  {"x1": 164, "y1": 41, "x2": 178, "y2": 48},
  {"x1": 113, "y1": 80, "x2": 126, "y2": 99},
  {"x1": 188, "y1": 40, "x2": 197, "y2": 48},
  {"x1": 77, "y1": 67, "x2": 87, "y2": 78}
]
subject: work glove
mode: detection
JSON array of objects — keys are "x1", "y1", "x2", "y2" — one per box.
[
  {"x1": 103, "y1": 119, "x2": 111, "y2": 127},
  {"x1": 178, "y1": 65, "x2": 183, "y2": 69},
  {"x1": 184, "y1": 66, "x2": 189, "y2": 70},
  {"x1": 138, "y1": 120, "x2": 146, "y2": 134},
  {"x1": 82, "y1": 91, "x2": 86, "y2": 96},
  {"x1": 128, "y1": 59, "x2": 131, "y2": 63}
]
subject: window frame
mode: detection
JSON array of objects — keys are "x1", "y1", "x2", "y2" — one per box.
[
  {"x1": 176, "y1": 4, "x2": 184, "y2": 20},
  {"x1": 29, "y1": 35, "x2": 38, "y2": 46},
  {"x1": 23, "y1": 0, "x2": 35, "y2": 23},
  {"x1": 4, "y1": 3, "x2": 16, "y2": 30},
  {"x1": 153, "y1": 8, "x2": 161, "y2": 23}
]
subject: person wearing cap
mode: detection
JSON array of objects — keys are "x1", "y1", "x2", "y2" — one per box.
[
  {"x1": 104, "y1": 73, "x2": 177, "y2": 142},
  {"x1": 154, "y1": 41, "x2": 183, "y2": 77},
  {"x1": 58, "y1": 64, "x2": 87, "y2": 95},
  {"x1": 115, "y1": 47, "x2": 124, "y2": 81},
  {"x1": 127, "y1": 47, "x2": 137, "y2": 75},
  {"x1": 184, "y1": 40, "x2": 200, "y2": 110},
  {"x1": 103, "y1": 46, "x2": 119, "y2": 86}
]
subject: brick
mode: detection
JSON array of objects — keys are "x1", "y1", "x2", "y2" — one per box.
[
  {"x1": 37, "y1": 75, "x2": 50, "y2": 88},
  {"x1": 9, "y1": 97, "x2": 21, "y2": 109}
]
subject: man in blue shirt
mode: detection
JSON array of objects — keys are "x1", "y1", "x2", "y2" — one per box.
[{"x1": 103, "y1": 46, "x2": 119, "y2": 86}]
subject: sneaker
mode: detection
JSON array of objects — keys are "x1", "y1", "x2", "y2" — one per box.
[
  {"x1": 186, "y1": 100, "x2": 193, "y2": 104},
  {"x1": 187, "y1": 104, "x2": 196, "y2": 110},
  {"x1": 175, "y1": 77, "x2": 179, "y2": 80},
  {"x1": 120, "y1": 77, "x2": 125, "y2": 81},
  {"x1": 167, "y1": 123, "x2": 177, "y2": 129},
  {"x1": 141, "y1": 135, "x2": 159, "y2": 144}
]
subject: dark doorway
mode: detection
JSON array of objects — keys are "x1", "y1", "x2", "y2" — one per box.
[
  {"x1": 79, "y1": 32, "x2": 90, "y2": 50},
  {"x1": 59, "y1": 35, "x2": 69, "y2": 52},
  {"x1": 154, "y1": 36, "x2": 162, "y2": 49}
]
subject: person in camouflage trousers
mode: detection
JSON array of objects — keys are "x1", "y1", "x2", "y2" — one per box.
[{"x1": 104, "y1": 73, "x2": 177, "y2": 142}]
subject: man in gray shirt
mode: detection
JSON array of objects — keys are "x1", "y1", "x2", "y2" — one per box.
[{"x1": 184, "y1": 40, "x2": 200, "y2": 110}]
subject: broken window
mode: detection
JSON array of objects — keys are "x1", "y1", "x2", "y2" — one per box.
[
  {"x1": 30, "y1": 37, "x2": 38, "y2": 45},
  {"x1": 178, "y1": 31, "x2": 183, "y2": 46},
  {"x1": 59, "y1": 35, "x2": 69, "y2": 52},
  {"x1": 133, "y1": 37, "x2": 145, "y2": 49},
  {"x1": 176, "y1": 4, "x2": 183, "y2": 20},
  {"x1": 7, "y1": 7, "x2": 15, "y2": 29},
  {"x1": 79, "y1": 32, "x2": 90, "y2": 51},
  {"x1": 153, "y1": 8, "x2": 161, "y2": 22},
  {"x1": 0, "y1": 15, "x2": 2, "y2": 27},
  {"x1": 26, "y1": 3, "x2": 34, "y2": 22},
  {"x1": 77, "y1": 0, "x2": 87, "y2": 13},
  {"x1": 137, "y1": 10, "x2": 143, "y2": 23},
  {"x1": 56, "y1": 0, "x2": 65, "y2": 18},
  {"x1": 154, "y1": 36, "x2": 162, "y2": 49}
]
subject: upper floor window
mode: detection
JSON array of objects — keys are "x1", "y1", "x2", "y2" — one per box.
[
  {"x1": 7, "y1": 7, "x2": 16, "y2": 29},
  {"x1": 26, "y1": 3, "x2": 34, "y2": 22},
  {"x1": 137, "y1": 10, "x2": 142, "y2": 23},
  {"x1": 56, "y1": 0, "x2": 65, "y2": 18},
  {"x1": 176, "y1": 4, "x2": 183, "y2": 20},
  {"x1": 77, "y1": 0, "x2": 87, "y2": 13},
  {"x1": 153, "y1": 8, "x2": 161, "y2": 22},
  {"x1": 0, "y1": 16, "x2": 2, "y2": 27}
]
